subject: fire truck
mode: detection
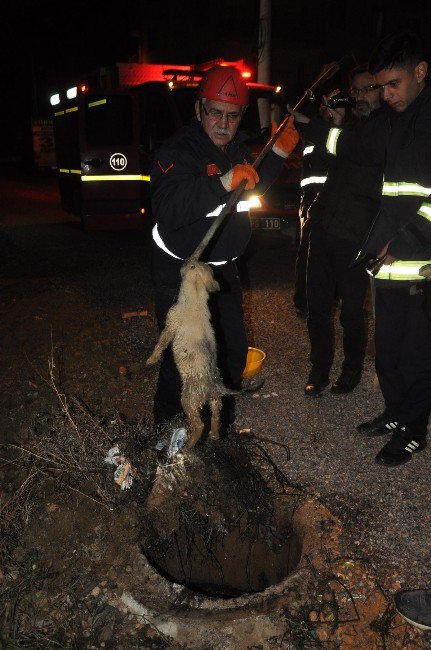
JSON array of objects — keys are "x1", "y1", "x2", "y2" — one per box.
[{"x1": 50, "y1": 59, "x2": 301, "y2": 232}]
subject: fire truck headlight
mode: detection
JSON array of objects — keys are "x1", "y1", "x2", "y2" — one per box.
[
  {"x1": 50, "y1": 93, "x2": 60, "y2": 106},
  {"x1": 248, "y1": 195, "x2": 262, "y2": 208},
  {"x1": 67, "y1": 87, "x2": 78, "y2": 99}
]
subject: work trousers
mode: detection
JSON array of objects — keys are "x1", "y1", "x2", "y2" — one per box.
[
  {"x1": 307, "y1": 225, "x2": 368, "y2": 375},
  {"x1": 151, "y1": 244, "x2": 248, "y2": 427},
  {"x1": 375, "y1": 285, "x2": 431, "y2": 436}
]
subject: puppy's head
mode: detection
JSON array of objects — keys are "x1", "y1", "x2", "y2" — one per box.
[
  {"x1": 197, "y1": 263, "x2": 220, "y2": 293},
  {"x1": 181, "y1": 259, "x2": 220, "y2": 294}
]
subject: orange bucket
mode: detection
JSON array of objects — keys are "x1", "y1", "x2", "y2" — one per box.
[{"x1": 241, "y1": 347, "x2": 266, "y2": 378}]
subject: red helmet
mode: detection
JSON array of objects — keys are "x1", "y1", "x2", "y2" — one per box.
[{"x1": 198, "y1": 66, "x2": 249, "y2": 106}]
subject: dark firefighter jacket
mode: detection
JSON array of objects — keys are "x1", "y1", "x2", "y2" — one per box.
[
  {"x1": 151, "y1": 117, "x2": 285, "y2": 264},
  {"x1": 299, "y1": 138, "x2": 331, "y2": 226},
  {"x1": 298, "y1": 86, "x2": 431, "y2": 286},
  {"x1": 304, "y1": 111, "x2": 384, "y2": 245}
]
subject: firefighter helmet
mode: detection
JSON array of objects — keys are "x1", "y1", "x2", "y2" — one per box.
[{"x1": 198, "y1": 66, "x2": 249, "y2": 106}]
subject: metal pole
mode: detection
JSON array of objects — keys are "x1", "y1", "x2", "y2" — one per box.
[
  {"x1": 257, "y1": 0, "x2": 271, "y2": 131},
  {"x1": 258, "y1": 0, "x2": 271, "y2": 85}
]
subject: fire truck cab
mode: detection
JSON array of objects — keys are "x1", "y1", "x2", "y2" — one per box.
[{"x1": 51, "y1": 60, "x2": 301, "y2": 232}]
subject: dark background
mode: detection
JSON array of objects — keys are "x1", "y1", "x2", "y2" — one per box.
[{"x1": 2, "y1": 0, "x2": 430, "y2": 168}]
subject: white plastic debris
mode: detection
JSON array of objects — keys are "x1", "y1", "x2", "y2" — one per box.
[
  {"x1": 104, "y1": 444, "x2": 136, "y2": 490},
  {"x1": 167, "y1": 428, "x2": 188, "y2": 458},
  {"x1": 104, "y1": 445, "x2": 121, "y2": 465}
]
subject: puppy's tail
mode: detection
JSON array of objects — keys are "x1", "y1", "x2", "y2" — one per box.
[
  {"x1": 217, "y1": 376, "x2": 265, "y2": 395},
  {"x1": 216, "y1": 382, "x2": 244, "y2": 396}
]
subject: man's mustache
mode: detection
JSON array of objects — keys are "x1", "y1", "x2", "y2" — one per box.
[{"x1": 214, "y1": 127, "x2": 231, "y2": 136}]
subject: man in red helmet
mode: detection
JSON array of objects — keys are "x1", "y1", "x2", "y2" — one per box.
[{"x1": 150, "y1": 65, "x2": 299, "y2": 430}]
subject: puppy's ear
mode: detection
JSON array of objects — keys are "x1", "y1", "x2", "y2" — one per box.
[
  {"x1": 203, "y1": 269, "x2": 220, "y2": 293},
  {"x1": 208, "y1": 278, "x2": 220, "y2": 293}
]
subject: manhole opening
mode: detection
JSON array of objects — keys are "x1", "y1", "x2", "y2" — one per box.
[
  {"x1": 135, "y1": 434, "x2": 304, "y2": 599},
  {"x1": 142, "y1": 496, "x2": 302, "y2": 598}
]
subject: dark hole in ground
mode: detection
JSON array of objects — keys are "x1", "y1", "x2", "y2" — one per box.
[
  {"x1": 142, "y1": 497, "x2": 302, "y2": 598},
  {"x1": 133, "y1": 433, "x2": 302, "y2": 599}
]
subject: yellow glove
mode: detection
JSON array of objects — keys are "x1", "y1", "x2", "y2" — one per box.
[
  {"x1": 272, "y1": 116, "x2": 300, "y2": 158},
  {"x1": 220, "y1": 163, "x2": 260, "y2": 192}
]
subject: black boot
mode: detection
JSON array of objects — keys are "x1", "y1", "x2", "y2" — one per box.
[
  {"x1": 240, "y1": 376, "x2": 265, "y2": 392},
  {"x1": 394, "y1": 588, "x2": 431, "y2": 630},
  {"x1": 375, "y1": 427, "x2": 427, "y2": 467},
  {"x1": 330, "y1": 368, "x2": 361, "y2": 395},
  {"x1": 357, "y1": 411, "x2": 398, "y2": 437},
  {"x1": 304, "y1": 369, "x2": 329, "y2": 398}
]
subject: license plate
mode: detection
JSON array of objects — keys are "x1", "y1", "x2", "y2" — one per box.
[{"x1": 251, "y1": 217, "x2": 281, "y2": 230}]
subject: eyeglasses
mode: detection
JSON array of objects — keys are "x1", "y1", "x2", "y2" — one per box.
[
  {"x1": 201, "y1": 103, "x2": 242, "y2": 123},
  {"x1": 350, "y1": 85, "x2": 376, "y2": 97}
]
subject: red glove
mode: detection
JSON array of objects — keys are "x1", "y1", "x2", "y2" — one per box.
[
  {"x1": 272, "y1": 116, "x2": 299, "y2": 158},
  {"x1": 220, "y1": 163, "x2": 259, "y2": 192}
]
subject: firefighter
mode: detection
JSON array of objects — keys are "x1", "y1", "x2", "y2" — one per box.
[
  {"x1": 150, "y1": 65, "x2": 299, "y2": 429},
  {"x1": 363, "y1": 32, "x2": 431, "y2": 465},
  {"x1": 302, "y1": 68, "x2": 382, "y2": 397},
  {"x1": 293, "y1": 98, "x2": 336, "y2": 319},
  {"x1": 291, "y1": 31, "x2": 431, "y2": 465},
  {"x1": 293, "y1": 85, "x2": 353, "y2": 319}
]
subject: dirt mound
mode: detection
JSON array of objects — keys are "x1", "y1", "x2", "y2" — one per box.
[
  {"x1": 0, "y1": 387, "x2": 298, "y2": 646},
  {"x1": 1, "y1": 386, "x2": 429, "y2": 648}
]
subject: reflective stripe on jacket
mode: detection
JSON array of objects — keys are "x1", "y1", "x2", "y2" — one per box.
[
  {"x1": 326, "y1": 128, "x2": 342, "y2": 155},
  {"x1": 152, "y1": 197, "x2": 253, "y2": 265},
  {"x1": 300, "y1": 176, "x2": 327, "y2": 188},
  {"x1": 298, "y1": 91, "x2": 431, "y2": 269},
  {"x1": 152, "y1": 224, "x2": 236, "y2": 265},
  {"x1": 375, "y1": 260, "x2": 431, "y2": 281}
]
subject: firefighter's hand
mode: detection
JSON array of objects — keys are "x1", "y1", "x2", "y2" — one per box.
[
  {"x1": 220, "y1": 163, "x2": 259, "y2": 192},
  {"x1": 272, "y1": 116, "x2": 300, "y2": 158},
  {"x1": 419, "y1": 263, "x2": 431, "y2": 280},
  {"x1": 320, "y1": 90, "x2": 345, "y2": 125}
]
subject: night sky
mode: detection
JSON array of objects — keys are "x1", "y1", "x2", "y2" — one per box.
[{"x1": 2, "y1": 0, "x2": 431, "y2": 167}]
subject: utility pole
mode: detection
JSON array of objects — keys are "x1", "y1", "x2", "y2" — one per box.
[
  {"x1": 258, "y1": 0, "x2": 271, "y2": 85},
  {"x1": 131, "y1": 30, "x2": 148, "y2": 64},
  {"x1": 257, "y1": 0, "x2": 271, "y2": 129}
]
